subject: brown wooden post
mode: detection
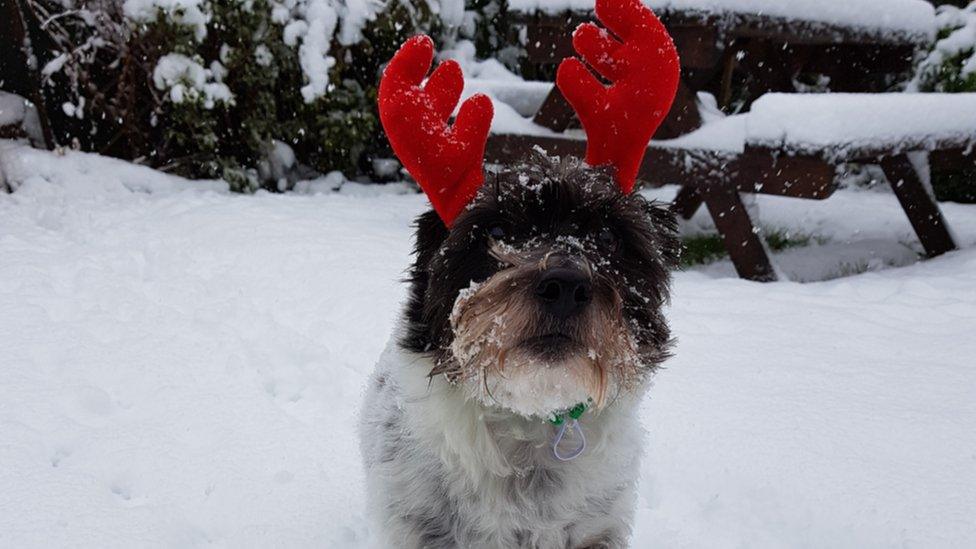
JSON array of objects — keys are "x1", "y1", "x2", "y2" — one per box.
[
  {"x1": 701, "y1": 186, "x2": 777, "y2": 281},
  {"x1": 671, "y1": 185, "x2": 703, "y2": 220},
  {"x1": 880, "y1": 153, "x2": 957, "y2": 257},
  {"x1": 532, "y1": 88, "x2": 577, "y2": 132},
  {"x1": 654, "y1": 79, "x2": 703, "y2": 139}
]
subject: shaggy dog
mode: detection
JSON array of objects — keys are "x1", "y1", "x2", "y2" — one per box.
[{"x1": 359, "y1": 152, "x2": 679, "y2": 548}]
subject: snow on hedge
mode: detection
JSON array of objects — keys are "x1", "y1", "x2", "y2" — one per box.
[
  {"x1": 153, "y1": 54, "x2": 233, "y2": 108},
  {"x1": 123, "y1": 0, "x2": 466, "y2": 103},
  {"x1": 0, "y1": 92, "x2": 28, "y2": 127},
  {"x1": 910, "y1": 3, "x2": 976, "y2": 92},
  {"x1": 746, "y1": 93, "x2": 976, "y2": 158},
  {"x1": 509, "y1": 0, "x2": 935, "y2": 42},
  {"x1": 123, "y1": 0, "x2": 211, "y2": 41}
]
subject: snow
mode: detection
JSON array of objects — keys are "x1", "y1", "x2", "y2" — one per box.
[
  {"x1": 453, "y1": 40, "x2": 556, "y2": 118},
  {"x1": 508, "y1": 0, "x2": 936, "y2": 42},
  {"x1": 485, "y1": 91, "x2": 976, "y2": 158},
  {"x1": 0, "y1": 93, "x2": 44, "y2": 145},
  {"x1": 747, "y1": 93, "x2": 976, "y2": 158},
  {"x1": 478, "y1": 85, "x2": 747, "y2": 149},
  {"x1": 657, "y1": 113, "x2": 746, "y2": 153},
  {"x1": 153, "y1": 54, "x2": 234, "y2": 108},
  {"x1": 283, "y1": 0, "x2": 467, "y2": 102},
  {"x1": 40, "y1": 53, "x2": 69, "y2": 78},
  {"x1": 120, "y1": 0, "x2": 466, "y2": 104},
  {"x1": 0, "y1": 92, "x2": 28, "y2": 127},
  {"x1": 123, "y1": 0, "x2": 211, "y2": 42},
  {"x1": 463, "y1": 79, "x2": 553, "y2": 117},
  {"x1": 296, "y1": 0, "x2": 339, "y2": 102},
  {"x1": 469, "y1": 86, "x2": 575, "y2": 136},
  {"x1": 909, "y1": 3, "x2": 976, "y2": 91},
  {"x1": 2, "y1": 141, "x2": 976, "y2": 547}
]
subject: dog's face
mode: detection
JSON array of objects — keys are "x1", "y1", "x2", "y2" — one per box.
[{"x1": 401, "y1": 154, "x2": 679, "y2": 417}]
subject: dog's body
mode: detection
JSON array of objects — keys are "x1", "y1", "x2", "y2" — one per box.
[
  {"x1": 360, "y1": 338, "x2": 643, "y2": 549},
  {"x1": 359, "y1": 155, "x2": 679, "y2": 548}
]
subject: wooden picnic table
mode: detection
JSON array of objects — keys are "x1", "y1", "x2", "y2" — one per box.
[
  {"x1": 515, "y1": 0, "x2": 934, "y2": 139},
  {"x1": 482, "y1": 2, "x2": 971, "y2": 281},
  {"x1": 487, "y1": 92, "x2": 973, "y2": 281}
]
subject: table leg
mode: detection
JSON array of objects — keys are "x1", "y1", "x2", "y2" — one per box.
[
  {"x1": 671, "y1": 185, "x2": 703, "y2": 220},
  {"x1": 701, "y1": 187, "x2": 777, "y2": 281},
  {"x1": 654, "y1": 79, "x2": 703, "y2": 139},
  {"x1": 880, "y1": 154, "x2": 956, "y2": 258},
  {"x1": 532, "y1": 87, "x2": 576, "y2": 132}
]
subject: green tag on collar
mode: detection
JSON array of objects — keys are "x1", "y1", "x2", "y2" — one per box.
[{"x1": 549, "y1": 401, "x2": 589, "y2": 425}]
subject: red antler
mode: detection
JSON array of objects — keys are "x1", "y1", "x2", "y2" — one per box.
[
  {"x1": 378, "y1": 35, "x2": 494, "y2": 226},
  {"x1": 556, "y1": 0, "x2": 680, "y2": 193}
]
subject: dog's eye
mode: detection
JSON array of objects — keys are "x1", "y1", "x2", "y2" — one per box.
[
  {"x1": 488, "y1": 224, "x2": 506, "y2": 240},
  {"x1": 597, "y1": 228, "x2": 618, "y2": 250}
]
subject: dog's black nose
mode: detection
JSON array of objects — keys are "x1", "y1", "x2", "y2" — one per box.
[{"x1": 535, "y1": 267, "x2": 593, "y2": 319}]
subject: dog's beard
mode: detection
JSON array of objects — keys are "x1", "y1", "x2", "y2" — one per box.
[{"x1": 439, "y1": 243, "x2": 644, "y2": 418}]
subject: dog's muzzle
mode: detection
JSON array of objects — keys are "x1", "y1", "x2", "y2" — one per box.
[{"x1": 535, "y1": 264, "x2": 593, "y2": 320}]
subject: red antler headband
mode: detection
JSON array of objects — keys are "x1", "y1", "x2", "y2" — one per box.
[
  {"x1": 378, "y1": 0, "x2": 679, "y2": 226},
  {"x1": 556, "y1": 0, "x2": 680, "y2": 193},
  {"x1": 377, "y1": 35, "x2": 494, "y2": 227}
]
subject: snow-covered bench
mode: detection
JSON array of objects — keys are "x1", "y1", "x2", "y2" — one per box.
[
  {"x1": 512, "y1": 0, "x2": 937, "y2": 168},
  {"x1": 485, "y1": 92, "x2": 976, "y2": 281},
  {"x1": 510, "y1": 0, "x2": 936, "y2": 45}
]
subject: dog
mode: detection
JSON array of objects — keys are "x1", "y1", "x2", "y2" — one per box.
[
  {"x1": 360, "y1": 0, "x2": 681, "y2": 545},
  {"x1": 359, "y1": 152, "x2": 679, "y2": 548}
]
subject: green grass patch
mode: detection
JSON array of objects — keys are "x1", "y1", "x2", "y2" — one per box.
[
  {"x1": 680, "y1": 228, "x2": 826, "y2": 267},
  {"x1": 764, "y1": 228, "x2": 826, "y2": 251},
  {"x1": 679, "y1": 234, "x2": 727, "y2": 267}
]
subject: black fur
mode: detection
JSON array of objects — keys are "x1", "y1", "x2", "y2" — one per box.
[{"x1": 400, "y1": 153, "x2": 680, "y2": 367}]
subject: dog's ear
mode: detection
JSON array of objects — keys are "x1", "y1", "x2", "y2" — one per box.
[
  {"x1": 412, "y1": 209, "x2": 450, "y2": 272},
  {"x1": 401, "y1": 209, "x2": 450, "y2": 353},
  {"x1": 645, "y1": 199, "x2": 681, "y2": 269}
]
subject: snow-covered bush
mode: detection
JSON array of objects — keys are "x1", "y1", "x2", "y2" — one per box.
[
  {"x1": 910, "y1": 2, "x2": 976, "y2": 203},
  {"x1": 22, "y1": 0, "x2": 470, "y2": 191},
  {"x1": 463, "y1": 0, "x2": 522, "y2": 72},
  {"x1": 911, "y1": 2, "x2": 976, "y2": 93}
]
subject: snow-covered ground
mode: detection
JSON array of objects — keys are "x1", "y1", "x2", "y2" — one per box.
[{"x1": 2, "y1": 142, "x2": 975, "y2": 548}]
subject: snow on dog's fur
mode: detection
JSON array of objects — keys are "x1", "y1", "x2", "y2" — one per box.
[{"x1": 359, "y1": 153, "x2": 679, "y2": 548}]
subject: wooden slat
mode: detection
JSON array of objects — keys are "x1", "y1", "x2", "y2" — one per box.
[
  {"x1": 767, "y1": 135, "x2": 976, "y2": 165},
  {"x1": 669, "y1": 26, "x2": 723, "y2": 69},
  {"x1": 736, "y1": 148, "x2": 837, "y2": 198},
  {"x1": 517, "y1": 10, "x2": 930, "y2": 48},
  {"x1": 485, "y1": 134, "x2": 587, "y2": 166},
  {"x1": 930, "y1": 148, "x2": 976, "y2": 172},
  {"x1": 524, "y1": 16, "x2": 589, "y2": 64},
  {"x1": 489, "y1": 135, "x2": 840, "y2": 201}
]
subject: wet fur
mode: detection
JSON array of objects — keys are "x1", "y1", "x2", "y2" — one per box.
[{"x1": 360, "y1": 154, "x2": 679, "y2": 548}]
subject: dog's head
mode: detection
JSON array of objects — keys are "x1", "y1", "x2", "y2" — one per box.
[
  {"x1": 400, "y1": 153, "x2": 679, "y2": 417},
  {"x1": 379, "y1": 9, "x2": 681, "y2": 417}
]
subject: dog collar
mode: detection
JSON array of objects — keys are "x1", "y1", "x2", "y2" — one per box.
[
  {"x1": 549, "y1": 402, "x2": 588, "y2": 425},
  {"x1": 550, "y1": 402, "x2": 588, "y2": 461}
]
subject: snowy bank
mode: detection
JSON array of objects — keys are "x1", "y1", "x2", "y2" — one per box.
[{"x1": 1, "y1": 144, "x2": 975, "y2": 547}]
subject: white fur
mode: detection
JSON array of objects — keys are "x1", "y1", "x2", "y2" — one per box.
[
  {"x1": 459, "y1": 352, "x2": 598, "y2": 419},
  {"x1": 359, "y1": 333, "x2": 649, "y2": 549}
]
